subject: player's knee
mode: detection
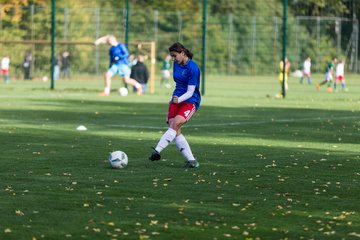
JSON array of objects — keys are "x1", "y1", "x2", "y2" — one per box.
[
  {"x1": 123, "y1": 76, "x2": 131, "y2": 84},
  {"x1": 105, "y1": 72, "x2": 112, "y2": 78},
  {"x1": 169, "y1": 122, "x2": 179, "y2": 131},
  {"x1": 171, "y1": 118, "x2": 186, "y2": 131}
]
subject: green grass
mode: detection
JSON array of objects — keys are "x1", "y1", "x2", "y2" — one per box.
[{"x1": 0, "y1": 74, "x2": 360, "y2": 240}]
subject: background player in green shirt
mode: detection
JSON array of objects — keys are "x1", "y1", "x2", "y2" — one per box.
[
  {"x1": 316, "y1": 57, "x2": 337, "y2": 92},
  {"x1": 160, "y1": 54, "x2": 172, "y2": 88}
]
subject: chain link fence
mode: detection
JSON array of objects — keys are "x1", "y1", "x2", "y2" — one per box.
[{"x1": 0, "y1": 3, "x2": 358, "y2": 80}]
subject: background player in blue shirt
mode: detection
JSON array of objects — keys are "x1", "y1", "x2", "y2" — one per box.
[
  {"x1": 95, "y1": 35, "x2": 142, "y2": 96},
  {"x1": 148, "y1": 42, "x2": 201, "y2": 168}
]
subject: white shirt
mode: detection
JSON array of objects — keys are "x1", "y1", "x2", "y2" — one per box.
[
  {"x1": 303, "y1": 60, "x2": 311, "y2": 74},
  {"x1": 1, "y1": 57, "x2": 10, "y2": 70},
  {"x1": 336, "y1": 63, "x2": 344, "y2": 77}
]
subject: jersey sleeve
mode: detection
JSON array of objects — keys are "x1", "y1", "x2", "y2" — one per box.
[
  {"x1": 188, "y1": 64, "x2": 200, "y2": 86},
  {"x1": 117, "y1": 44, "x2": 129, "y2": 60}
]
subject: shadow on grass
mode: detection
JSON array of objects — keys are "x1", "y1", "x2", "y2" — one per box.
[{"x1": 1, "y1": 98, "x2": 359, "y2": 144}]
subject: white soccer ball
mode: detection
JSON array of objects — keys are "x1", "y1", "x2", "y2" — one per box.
[
  {"x1": 108, "y1": 151, "x2": 128, "y2": 169},
  {"x1": 118, "y1": 87, "x2": 128, "y2": 97},
  {"x1": 291, "y1": 70, "x2": 303, "y2": 78}
]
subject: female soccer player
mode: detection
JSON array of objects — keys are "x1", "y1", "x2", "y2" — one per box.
[
  {"x1": 95, "y1": 35, "x2": 142, "y2": 96},
  {"x1": 148, "y1": 42, "x2": 201, "y2": 168},
  {"x1": 334, "y1": 59, "x2": 347, "y2": 91}
]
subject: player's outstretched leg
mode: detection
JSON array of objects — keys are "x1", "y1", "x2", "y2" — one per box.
[
  {"x1": 316, "y1": 80, "x2": 327, "y2": 91},
  {"x1": 148, "y1": 128, "x2": 177, "y2": 161}
]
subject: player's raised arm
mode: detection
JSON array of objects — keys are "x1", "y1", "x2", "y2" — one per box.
[{"x1": 94, "y1": 35, "x2": 110, "y2": 45}]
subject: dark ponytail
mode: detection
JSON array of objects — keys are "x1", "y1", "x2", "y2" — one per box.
[{"x1": 169, "y1": 42, "x2": 193, "y2": 59}]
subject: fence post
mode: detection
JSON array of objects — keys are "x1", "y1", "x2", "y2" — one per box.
[
  {"x1": 252, "y1": 16, "x2": 256, "y2": 75},
  {"x1": 228, "y1": 13, "x2": 233, "y2": 74},
  {"x1": 50, "y1": 0, "x2": 55, "y2": 90},
  {"x1": 150, "y1": 41, "x2": 156, "y2": 94},
  {"x1": 354, "y1": 18, "x2": 359, "y2": 73},
  {"x1": 63, "y1": 7, "x2": 69, "y2": 41},
  {"x1": 274, "y1": 16, "x2": 279, "y2": 73},
  {"x1": 316, "y1": 16, "x2": 320, "y2": 73},
  {"x1": 335, "y1": 17, "x2": 341, "y2": 57},
  {"x1": 95, "y1": 7, "x2": 100, "y2": 74},
  {"x1": 154, "y1": 10, "x2": 158, "y2": 43},
  {"x1": 0, "y1": 4, "x2": 2, "y2": 29},
  {"x1": 125, "y1": 0, "x2": 129, "y2": 47},
  {"x1": 31, "y1": 5, "x2": 35, "y2": 79},
  {"x1": 201, "y1": 0, "x2": 207, "y2": 95},
  {"x1": 282, "y1": 0, "x2": 287, "y2": 98},
  {"x1": 177, "y1": 11, "x2": 183, "y2": 42}
]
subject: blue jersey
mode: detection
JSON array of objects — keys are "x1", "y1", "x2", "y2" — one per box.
[
  {"x1": 172, "y1": 59, "x2": 201, "y2": 110},
  {"x1": 109, "y1": 43, "x2": 129, "y2": 66}
]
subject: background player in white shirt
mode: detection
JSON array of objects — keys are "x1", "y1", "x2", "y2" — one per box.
[
  {"x1": 1, "y1": 56, "x2": 10, "y2": 83},
  {"x1": 334, "y1": 59, "x2": 347, "y2": 91},
  {"x1": 300, "y1": 56, "x2": 311, "y2": 84}
]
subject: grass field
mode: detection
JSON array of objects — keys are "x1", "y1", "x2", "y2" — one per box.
[{"x1": 1, "y1": 74, "x2": 360, "y2": 240}]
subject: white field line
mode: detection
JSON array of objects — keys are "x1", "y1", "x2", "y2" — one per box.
[{"x1": 106, "y1": 115, "x2": 359, "y2": 130}]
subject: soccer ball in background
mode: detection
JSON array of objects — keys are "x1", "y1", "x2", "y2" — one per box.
[
  {"x1": 108, "y1": 151, "x2": 128, "y2": 169},
  {"x1": 118, "y1": 87, "x2": 128, "y2": 97},
  {"x1": 291, "y1": 70, "x2": 303, "y2": 78}
]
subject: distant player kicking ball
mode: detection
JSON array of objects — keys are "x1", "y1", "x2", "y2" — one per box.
[
  {"x1": 316, "y1": 57, "x2": 337, "y2": 93},
  {"x1": 94, "y1": 35, "x2": 142, "y2": 96}
]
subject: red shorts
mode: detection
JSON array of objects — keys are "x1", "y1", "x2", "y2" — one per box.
[
  {"x1": 167, "y1": 102, "x2": 196, "y2": 123},
  {"x1": 336, "y1": 75, "x2": 344, "y2": 82},
  {"x1": 1, "y1": 69, "x2": 9, "y2": 75}
]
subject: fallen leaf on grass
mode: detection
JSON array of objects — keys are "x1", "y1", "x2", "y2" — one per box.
[
  {"x1": 15, "y1": 210, "x2": 24, "y2": 216},
  {"x1": 349, "y1": 232, "x2": 360, "y2": 237},
  {"x1": 150, "y1": 220, "x2": 158, "y2": 225}
]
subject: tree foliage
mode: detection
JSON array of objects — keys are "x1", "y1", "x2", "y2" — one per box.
[{"x1": 288, "y1": 0, "x2": 350, "y2": 17}]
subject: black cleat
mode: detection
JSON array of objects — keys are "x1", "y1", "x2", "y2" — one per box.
[{"x1": 148, "y1": 148, "x2": 161, "y2": 161}]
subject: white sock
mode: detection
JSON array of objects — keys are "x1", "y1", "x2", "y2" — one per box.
[
  {"x1": 155, "y1": 128, "x2": 177, "y2": 153},
  {"x1": 174, "y1": 134, "x2": 195, "y2": 161},
  {"x1": 135, "y1": 82, "x2": 142, "y2": 89},
  {"x1": 104, "y1": 86, "x2": 110, "y2": 94}
]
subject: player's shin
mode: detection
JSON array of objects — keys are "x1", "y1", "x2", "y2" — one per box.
[
  {"x1": 174, "y1": 134, "x2": 195, "y2": 161},
  {"x1": 155, "y1": 128, "x2": 177, "y2": 153}
]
